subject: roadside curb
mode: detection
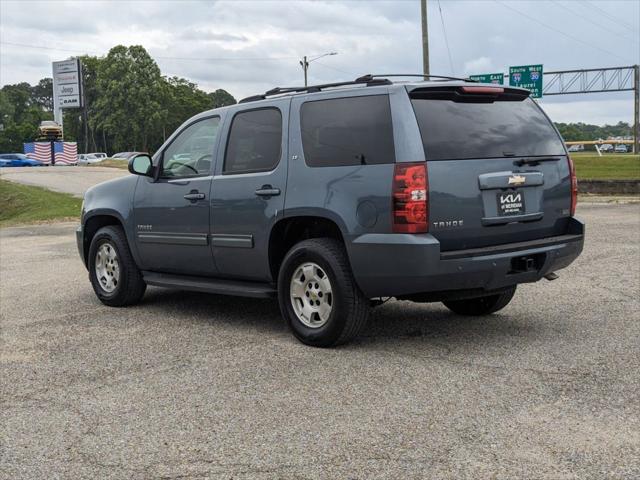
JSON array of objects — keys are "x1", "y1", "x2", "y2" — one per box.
[
  {"x1": 579, "y1": 195, "x2": 640, "y2": 205},
  {"x1": 579, "y1": 179, "x2": 639, "y2": 195}
]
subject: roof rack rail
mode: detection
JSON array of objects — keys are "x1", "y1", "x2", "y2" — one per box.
[
  {"x1": 358, "y1": 73, "x2": 477, "y2": 82},
  {"x1": 238, "y1": 76, "x2": 392, "y2": 103}
]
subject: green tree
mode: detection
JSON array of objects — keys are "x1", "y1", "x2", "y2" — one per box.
[
  {"x1": 93, "y1": 45, "x2": 166, "y2": 152},
  {"x1": 0, "y1": 83, "x2": 52, "y2": 152},
  {"x1": 0, "y1": 90, "x2": 16, "y2": 128},
  {"x1": 209, "y1": 88, "x2": 236, "y2": 109},
  {"x1": 0, "y1": 45, "x2": 238, "y2": 155},
  {"x1": 1, "y1": 83, "x2": 32, "y2": 124},
  {"x1": 161, "y1": 76, "x2": 213, "y2": 137},
  {"x1": 32, "y1": 78, "x2": 53, "y2": 111},
  {"x1": 0, "y1": 122, "x2": 38, "y2": 153}
]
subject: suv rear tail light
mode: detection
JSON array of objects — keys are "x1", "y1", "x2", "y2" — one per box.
[
  {"x1": 392, "y1": 162, "x2": 428, "y2": 233},
  {"x1": 568, "y1": 156, "x2": 578, "y2": 216}
]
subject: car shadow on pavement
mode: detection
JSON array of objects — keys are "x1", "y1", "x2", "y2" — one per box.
[
  {"x1": 140, "y1": 287, "x2": 286, "y2": 329},
  {"x1": 364, "y1": 300, "x2": 539, "y2": 343},
  {"x1": 133, "y1": 288, "x2": 542, "y2": 347}
]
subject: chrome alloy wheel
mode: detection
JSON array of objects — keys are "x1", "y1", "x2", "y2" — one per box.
[
  {"x1": 290, "y1": 262, "x2": 333, "y2": 328},
  {"x1": 95, "y1": 242, "x2": 120, "y2": 293}
]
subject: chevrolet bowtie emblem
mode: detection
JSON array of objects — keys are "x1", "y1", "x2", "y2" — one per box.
[{"x1": 508, "y1": 174, "x2": 526, "y2": 186}]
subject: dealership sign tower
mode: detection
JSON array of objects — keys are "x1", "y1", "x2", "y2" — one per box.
[{"x1": 52, "y1": 58, "x2": 84, "y2": 128}]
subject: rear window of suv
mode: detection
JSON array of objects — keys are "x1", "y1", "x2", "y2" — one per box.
[
  {"x1": 410, "y1": 92, "x2": 565, "y2": 160},
  {"x1": 300, "y1": 95, "x2": 395, "y2": 167}
]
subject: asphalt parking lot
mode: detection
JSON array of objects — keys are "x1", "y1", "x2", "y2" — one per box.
[
  {"x1": 0, "y1": 166, "x2": 127, "y2": 197},
  {"x1": 1, "y1": 203, "x2": 639, "y2": 479}
]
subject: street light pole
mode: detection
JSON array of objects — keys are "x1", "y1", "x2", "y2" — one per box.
[{"x1": 300, "y1": 52, "x2": 338, "y2": 87}]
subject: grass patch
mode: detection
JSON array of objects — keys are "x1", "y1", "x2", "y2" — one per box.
[
  {"x1": 0, "y1": 180, "x2": 82, "y2": 227},
  {"x1": 570, "y1": 153, "x2": 639, "y2": 180}
]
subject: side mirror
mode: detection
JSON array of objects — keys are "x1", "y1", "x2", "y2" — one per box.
[{"x1": 128, "y1": 154, "x2": 153, "y2": 177}]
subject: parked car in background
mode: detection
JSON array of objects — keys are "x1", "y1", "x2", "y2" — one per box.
[
  {"x1": 614, "y1": 144, "x2": 628, "y2": 153},
  {"x1": 90, "y1": 152, "x2": 108, "y2": 159},
  {"x1": 599, "y1": 144, "x2": 614, "y2": 153},
  {"x1": 78, "y1": 154, "x2": 105, "y2": 165},
  {"x1": 567, "y1": 144, "x2": 584, "y2": 152},
  {"x1": 0, "y1": 153, "x2": 44, "y2": 167}
]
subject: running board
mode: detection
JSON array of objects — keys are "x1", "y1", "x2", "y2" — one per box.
[{"x1": 142, "y1": 271, "x2": 277, "y2": 298}]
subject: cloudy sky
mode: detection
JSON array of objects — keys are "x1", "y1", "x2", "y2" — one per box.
[{"x1": 1, "y1": 0, "x2": 638, "y2": 125}]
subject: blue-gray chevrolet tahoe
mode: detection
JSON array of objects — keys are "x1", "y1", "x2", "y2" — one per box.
[{"x1": 77, "y1": 75, "x2": 584, "y2": 347}]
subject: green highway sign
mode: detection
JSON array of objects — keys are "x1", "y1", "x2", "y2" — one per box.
[
  {"x1": 509, "y1": 64, "x2": 543, "y2": 98},
  {"x1": 469, "y1": 73, "x2": 504, "y2": 85}
]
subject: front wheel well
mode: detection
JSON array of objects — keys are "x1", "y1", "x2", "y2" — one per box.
[
  {"x1": 269, "y1": 216, "x2": 345, "y2": 280},
  {"x1": 83, "y1": 215, "x2": 123, "y2": 264}
]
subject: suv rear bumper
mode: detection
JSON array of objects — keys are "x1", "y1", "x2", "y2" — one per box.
[{"x1": 348, "y1": 217, "x2": 585, "y2": 298}]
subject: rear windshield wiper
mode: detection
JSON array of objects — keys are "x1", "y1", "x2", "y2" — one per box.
[{"x1": 514, "y1": 157, "x2": 561, "y2": 167}]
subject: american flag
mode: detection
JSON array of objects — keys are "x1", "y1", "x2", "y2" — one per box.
[
  {"x1": 54, "y1": 142, "x2": 78, "y2": 164},
  {"x1": 24, "y1": 142, "x2": 52, "y2": 164}
]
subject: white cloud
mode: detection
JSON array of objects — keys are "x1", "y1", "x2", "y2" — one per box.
[{"x1": 463, "y1": 56, "x2": 495, "y2": 75}]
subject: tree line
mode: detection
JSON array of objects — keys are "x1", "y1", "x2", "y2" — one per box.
[
  {"x1": 0, "y1": 45, "x2": 236, "y2": 155},
  {"x1": 554, "y1": 121, "x2": 633, "y2": 143}
]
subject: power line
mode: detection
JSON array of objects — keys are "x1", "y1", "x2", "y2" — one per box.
[
  {"x1": 493, "y1": 0, "x2": 632, "y2": 63},
  {"x1": 582, "y1": 0, "x2": 639, "y2": 33},
  {"x1": 437, "y1": 0, "x2": 456, "y2": 76},
  {"x1": 313, "y1": 61, "x2": 356, "y2": 77},
  {"x1": 1, "y1": 41, "x2": 102, "y2": 55},
  {"x1": 0, "y1": 41, "x2": 299, "y2": 62},
  {"x1": 551, "y1": 0, "x2": 637, "y2": 43}
]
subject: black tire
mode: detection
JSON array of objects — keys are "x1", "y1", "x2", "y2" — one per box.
[
  {"x1": 277, "y1": 238, "x2": 369, "y2": 347},
  {"x1": 443, "y1": 286, "x2": 516, "y2": 316},
  {"x1": 88, "y1": 225, "x2": 146, "y2": 307}
]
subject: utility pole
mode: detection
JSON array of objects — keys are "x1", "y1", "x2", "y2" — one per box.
[
  {"x1": 421, "y1": 0, "x2": 429, "y2": 76},
  {"x1": 634, "y1": 64, "x2": 639, "y2": 154},
  {"x1": 300, "y1": 56, "x2": 309, "y2": 87},
  {"x1": 299, "y1": 53, "x2": 337, "y2": 87}
]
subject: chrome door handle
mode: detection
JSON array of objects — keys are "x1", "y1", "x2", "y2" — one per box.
[
  {"x1": 184, "y1": 192, "x2": 205, "y2": 201},
  {"x1": 255, "y1": 185, "x2": 281, "y2": 197}
]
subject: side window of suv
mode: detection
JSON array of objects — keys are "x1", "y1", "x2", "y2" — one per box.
[
  {"x1": 300, "y1": 95, "x2": 395, "y2": 167},
  {"x1": 161, "y1": 116, "x2": 220, "y2": 178},
  {"x1": 223, "y1": 108, "x2": 282, "y2": 174}
]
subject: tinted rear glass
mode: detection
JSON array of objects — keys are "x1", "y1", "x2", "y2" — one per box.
[
  {"x1": 411, "y1": 96, "x2": 565, "y2": 160},
  {"x1": 224, "y1": 108, "x2": 282, "y2": 174},
  {"x1": 301, "y1": 95, "x2": 395, "y2": 167}
]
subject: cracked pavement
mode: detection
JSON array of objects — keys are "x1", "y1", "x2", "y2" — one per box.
[{"x1": 1, "y1": 203, "x2": 639, "y2": 479}]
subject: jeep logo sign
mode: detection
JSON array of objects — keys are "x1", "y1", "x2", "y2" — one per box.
[{"x1": 56, "y1": 83, "x2": 79, "y2": 96}]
